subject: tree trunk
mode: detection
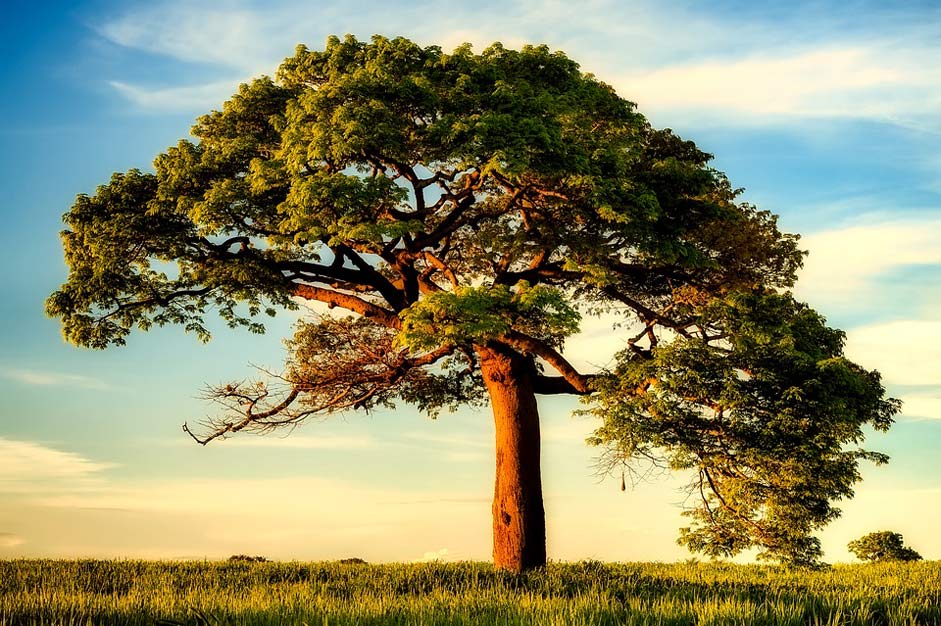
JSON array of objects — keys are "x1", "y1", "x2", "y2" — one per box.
[{"x1": 476, "y1": 343, "x2": 547, "y2": 572}]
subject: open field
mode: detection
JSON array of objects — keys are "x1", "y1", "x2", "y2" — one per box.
[{"x1": 2, "y1": 559, "x2": 940, "y2": 625}]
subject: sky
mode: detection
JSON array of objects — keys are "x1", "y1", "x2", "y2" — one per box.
[{"x1": 1, "y1": 0, "x2": 940, "y2": 564}]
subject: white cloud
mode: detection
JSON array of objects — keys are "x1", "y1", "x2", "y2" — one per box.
[
  {"x1": 0, "y1": 533, "x2": 24, "y2": 548},
  {"x1": 898, "y1": 394, "x2": 941, "y2": 420},
  {"x1": 109, "y1": 79, "x2": 246, "y2": 113},
  {"x1": 0, "y1": 438, "x2": 116, "y2": 492},
  {"x1": 27, "y1": 475, "x2": 492, "y2": 562},
  {"x1": 93, "y1": 1, "x2": 941, "y2": 127},
  {"x1": 99, "y1": 4, "x2": 280, "y2": 72},
  {"x1": 795, "y1": 218, "x2": 941, "y2": 311},
  {"x1": 845, "y1": 320, "x2": 941, "y2": 386},
  {"x1": 616, "y1": 45, "x2": 940, "y2": 126},
  {"x1": 3, "y1": 368, "x2": 108, "y2": 389},
  {"x1": 8, "y1": 474, "x2": 491, "y2": 560}
]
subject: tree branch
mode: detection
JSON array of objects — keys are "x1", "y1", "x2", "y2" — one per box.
[
  {"x1": 294, "y1": 284, "x2": 401, "y2": 328},
  {"x1": 533, "y1": 375, "x2": 595, "y2": 395},
  {"x1": 500, "y1": 331, "x2": 593, "y2": 393}
]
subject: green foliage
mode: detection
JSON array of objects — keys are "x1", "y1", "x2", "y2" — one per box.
[
  {"x1": 46, "y1": 34, "x2": 896, "y2": 566},
  {"x1": 2, "y1": 559, "x2": 940, "y2": 625},
  {"x1": 226, "y1": 555, "x2": 268, "y2": 563},
  {"x1": 848, "y1": 531, "x2": 922, "y2": 562},
  {"x1": 587, "y1": 292, "x2": 899, "y2": 567},
  {"x1": 398, "y1": 283, "x2": 580, "y2": 351},
  {"x1": 48, "y1": 34, "x2": 799, "y2": 352}
]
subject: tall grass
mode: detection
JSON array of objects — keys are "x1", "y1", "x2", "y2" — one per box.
[{"x1": 2, "y1": 559, "x2": 939, "y2": 625}]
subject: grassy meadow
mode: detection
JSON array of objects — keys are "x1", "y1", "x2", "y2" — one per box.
[{"x1": 1, "y1": 559, "x2": 940, "y2": 625}]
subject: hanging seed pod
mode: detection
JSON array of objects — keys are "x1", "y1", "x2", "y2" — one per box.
[{"x1": 620, "y1": 470, "x2": 626, "y2": 492}]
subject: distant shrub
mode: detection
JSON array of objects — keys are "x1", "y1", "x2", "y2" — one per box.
[
  {"x1": 848, "y1": 531, "x2": 922, "y2": 562},
  {"x1": 339, "y1": 558, "x2": 368, "y2": 565},
  {"x1": 227, "y1": 554, "x2": 268, "y2": 563}
]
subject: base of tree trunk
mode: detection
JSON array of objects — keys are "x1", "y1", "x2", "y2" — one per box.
[{"x1": 477, "y1": 343, "x2": 547, "y2": 573}]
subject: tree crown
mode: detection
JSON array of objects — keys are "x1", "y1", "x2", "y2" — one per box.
[
  {"x1": 47, "y1": 35, "x2": 898, "y2": 566},
  {"x1": 848, "y1": 531, "x2": 922, "y2": 562}
]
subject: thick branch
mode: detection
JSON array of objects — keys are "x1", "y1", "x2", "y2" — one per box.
[
  {"x1": 501, "y1": 331, "x2": 593, "y2": 393},
  {"x1": 533, "y1": 375, "x2": 595, "y2": 395},
  {"x1": 330, "y1": 243, "x2": 407, "y2": 310},
  {"x1": 294, "y1": 284, "x2": 401, "y2": 328}
]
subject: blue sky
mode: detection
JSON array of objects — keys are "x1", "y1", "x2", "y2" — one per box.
[{"x1": 1, "y1": 0, "x2": 940, "y2": 562}]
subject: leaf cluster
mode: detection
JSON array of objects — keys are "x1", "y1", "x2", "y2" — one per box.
[
  {"x1": 586, "y1": 292, "x2": 899, "y2": 566},
  {"x1": 398, "y1": 282, "x2": 579, "y2": 352}
]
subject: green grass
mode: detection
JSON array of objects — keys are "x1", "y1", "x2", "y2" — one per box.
[{"x1": 2, "y1": 559, "x2": 940, "y2": 625}]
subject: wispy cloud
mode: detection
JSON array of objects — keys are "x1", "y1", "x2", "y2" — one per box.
[
  {"x1": 2, "y1": 368, "x2": 108, "y2": 389},
  {"x1": 98, "y1": 3, "x2": 281, "y2": 72},
  {"x1": 109, "y1": 79, "x2": 246, "y2": 113},
  {"x1": 0, "y1": 533, "x2": 24, "y2": 548},
  {"x1": 795, "y1": 218, "x2": 941, "y2": 311},
  {"x1": 90, "y1": 0, "x2": 941, "y2": 129},
  {"x1": 9, "y1": 475, "x2": 490, "y2": 560},
  {"x1": 0, "y1": 438, "x2": 116, "y2": 493},
  {"x1": 846, "y1": 320, "x2": 941, "y2": 387},
  {"x1": 30, "y1": 475, "x2": 487, "y2": 532},
  {"x1": 897, "y1": 394, "x2": 941, "y2": 420},
  {"x1": 614, "y1": 45, "x2": 941, "y2": 127}
]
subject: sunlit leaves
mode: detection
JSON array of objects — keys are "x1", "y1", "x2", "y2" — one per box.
[
  {"x1": 45, "y1": 35, "x2": 896, "y2": 566},
  {"x1": 587, "y1": 292, "x2": 900, "y2": 566},
  {"x1": 848, "y1": 531, "x2": 922, "y2": 562},
  {"x1": 398, "y1": 283, "x2": 580, "y2": 352}
]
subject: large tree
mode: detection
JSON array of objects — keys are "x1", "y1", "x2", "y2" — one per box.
[{"x1": 48, "y1": 35, "x2": 898, "y2": 571}]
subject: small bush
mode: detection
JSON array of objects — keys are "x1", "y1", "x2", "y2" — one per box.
[{"x1": 227, "y1": 554, "x2": 268, "y2": 563}]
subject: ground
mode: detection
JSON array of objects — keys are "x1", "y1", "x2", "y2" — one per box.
[{"x1": 2, "y1": 559, "x2": 939, "y2": 625}]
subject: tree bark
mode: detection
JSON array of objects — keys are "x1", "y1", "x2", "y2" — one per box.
[{"x1": 476, "y1": 343, "x2": 547, "y2": 572}]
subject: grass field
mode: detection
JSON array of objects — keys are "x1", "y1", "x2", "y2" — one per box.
[{"x1": 2, "y1": 559, "x2": 940, "y2": 625}]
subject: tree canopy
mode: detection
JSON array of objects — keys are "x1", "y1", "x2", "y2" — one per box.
[
  {"x1": 47, "y1": 35, "x2": 898, "y2": 568},
  {"x1": 848, "y1": 531, "x2": 922, "y2": 562}
]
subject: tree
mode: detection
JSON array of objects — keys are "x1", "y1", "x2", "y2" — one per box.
[
  {"x1": 848, "y1": 531, "x2": 922, "y2": 562},
  {"x1": 47, "y1": 35, "x2": 899, "y2": 571}
]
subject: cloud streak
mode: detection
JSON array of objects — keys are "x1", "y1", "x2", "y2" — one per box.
[
  {"x1": 795, "y1": 218, "x2": 941, "y2": 312},
  {"x1": 614, "y1": 45, "x2": 940, "y2": 127},
  {"x1": 0, "y1": 438, "x2": 116, "y2": 493},
  {"x1": 98, "y1": 3, "x2": 281, "y2": 72},
  {"x1": 109, "y1": 79, "x2": 247, "y2": 113},
  {"x1": 3, "y1": 368, "x2": 108, "y2": 389},
  {"x1": 90, "y1": 0, "x2": 941, "y2": 129},
  {"x1": 846, "y1": 320, "x2": 941, "y2": 387},
  {"x1": 897, "y1": 394, "x2": 941, "y2": 420}
]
